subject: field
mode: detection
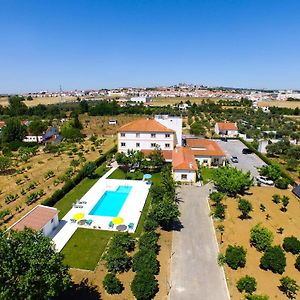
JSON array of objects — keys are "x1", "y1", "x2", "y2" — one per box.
[
  {"x1": 259, "y1": 100, "x2": 300, "y2": 109},
  {"x1": 152, "y1": 96, "x2": 220, "y2": 106},
  {"x1": 214, "y1": 186, "x2": 300, "y2": 299},
  {"x1": 0, "y1": 136, "x2": 115, "y2": 228}
]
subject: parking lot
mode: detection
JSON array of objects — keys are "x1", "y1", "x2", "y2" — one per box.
[{"x1": 216, "y1": 139, "x2": 266, "y2": 178}]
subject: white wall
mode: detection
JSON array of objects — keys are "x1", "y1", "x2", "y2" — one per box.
[
  {"x1": 173, "y1": 170, "x2": 196, "y2": 182},
  {"x1": 155, "y1": 115, "x2": 182, "y2": 146},
  {"x1": 195, "y1": 156, "x2": 225, "y2": 166},
  {"x1": 214, "y1": 124, "x2": 238, "y2": 137},
  {"x1": 23, "y1": 135, "x2": 43, "y2": 143},
  {"x1": 118, "y1": 132, "x2": 174, "y2": 152},
  {"x1": 42, "y1": 214, "x2": 59, "y2": 236}
]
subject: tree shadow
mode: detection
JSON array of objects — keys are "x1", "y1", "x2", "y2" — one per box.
[
  {"x1": 170, "y1": 219, "x2": 184, "y2": 232},
  {"x1": 57, "y1": 278, "x2": 102, "y2": 300}
]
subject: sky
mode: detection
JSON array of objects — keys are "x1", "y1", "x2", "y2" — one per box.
[{"x1": 0, "y1": 0, "x2": 300, "y2": 93}]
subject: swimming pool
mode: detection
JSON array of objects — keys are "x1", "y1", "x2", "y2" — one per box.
[{"x1": 89, "y1": 185, "x2": 132, "y2": 217}]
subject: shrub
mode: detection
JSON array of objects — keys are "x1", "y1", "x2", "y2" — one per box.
[
  {"x1": 110, "y1": 233, "x2": 134, "y2": 252},
  {"x1": 225, "y1": 245, "x2": 246, "y2": 269},
  {"x1": 131, "y1": 272, "x2": 158, "y2": 300},
  {"x1": 295, "y1": 255, "x2": 300, "y2": 271},
  {"x1": 139, "y1": 231, "x2": 159, "y2": 253},
  {"x1": 281, "y1": 195, "x2": 290, "y2": 212},
  {"x1": 283, "y1": 236, "x2": 300, "y2": 254},
  {"x1": 209, "y1": 191, "x2": 224, "y2": 204},
  {"x1": 143, "y1": 218, "x2": 159, "y2": 232},
  {"x1": 250, "y1": 224, "x2": 273, "y2": 252},
  {"x1": 132, "y1": 249, "x2": 159, "y2": 275},
  {"x1": 238, "y1": 198, "x2": 253, "y2": 219},
  {"x1": 105, "y1": 248, "x2": 131, "y2": 273},
  {"x1": 272, "y1": 194, "x2": 281, "y2": 204},
  {"x1": 217, "y1": 253, "x2": 226, "y2": 266},
  {"x1": 236, "y1": 275, "x2": 257, "y2": 294},
  {"x1": 214, "y1": 202, "x2": 225, "y2": 220},
  {"x1": 260, "y1": 245, "x2": 286, "y2": 274},
  {"x1": 103, "y1": 273, "x2": 123, "y2": 294},
  {"x1": 275, "y1": 177, "x2": 289, "y2": 189},
  {"x1": 279, "y1": 276, "x2": 299, "y2": 299}
]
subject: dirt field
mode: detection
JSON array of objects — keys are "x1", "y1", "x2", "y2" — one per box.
[
  {"x1": 0, "y1": 137, "x2": 115, "y2": 228},
  {"x1": 152, "y1": 97, "x2": 220, "y2": 106},
  {"x1": 80, "y1": 114, "x2": 146, "y2": 136},
  {"x1": 70, "y1": 229, "x2": 172, "y2": 300},
  {"x1": 214, "y1": 187, "x2": 300, "y2": 299},
  {"x1": 259, "y1": 101, "x2": 300, "y2": 109}
]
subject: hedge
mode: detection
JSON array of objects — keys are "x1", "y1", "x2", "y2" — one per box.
[{"x1": 42, "y1": 146, "x2": 116, "y2": 207}]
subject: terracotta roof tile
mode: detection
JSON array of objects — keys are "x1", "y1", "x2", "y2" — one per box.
[
  {"x1": 10, "y1": 205, "x2": 58, "y2": 232},
  {"x1": 141, "y1": 149, "x2": 173, "y2": 160},
  {"x1": 118, "y1": 119, "x2": 174, "y2": 133},
  {"x1": 186, "y1": 139, "x2": 225, "y2": 157},
  {"x1": 172, "y1": 147, "x2": 198, "y2": 171},
  {"x1": 217, "y1": 122, "x2": 237, "y2": 130}
]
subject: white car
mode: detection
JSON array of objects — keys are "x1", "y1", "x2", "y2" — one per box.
[{"x1": 256, "y1": 176, "x2": 274, "y2": 186}]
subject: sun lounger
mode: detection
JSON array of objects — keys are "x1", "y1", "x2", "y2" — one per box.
[
  {"x1": 109, "y1": 221, "x2": 114, "y2": 228},
  {"x1": 86, "y1": 219, "x2": 93, "y2": 226},
  {"x1": 128, "y1": 222, "x2": 134, "y2": 229}
]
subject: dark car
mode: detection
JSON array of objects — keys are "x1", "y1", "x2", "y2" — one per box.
[{"x1": 242, "y1": 148, "x2": 253, "y2": 154}]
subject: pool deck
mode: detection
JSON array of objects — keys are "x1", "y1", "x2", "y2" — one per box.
[{"x1": 52, "y1": 166, "x2": 150, "y2": 252}]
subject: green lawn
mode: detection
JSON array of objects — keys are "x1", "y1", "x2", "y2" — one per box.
[
  {"x1": 108, "y1": 168, "x2": 126, "y2": 179},
  {"x1": 54, "y1": 164, "x2": 108, "y2": 219},
  {"x1": 61, "y1": 228, "x2": 114, "y2": 270},
  {"x1": 200, "y1": 167, "x2": 216, "y2": 184}
]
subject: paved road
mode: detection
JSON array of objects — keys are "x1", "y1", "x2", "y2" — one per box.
[
  {"x1": 170, "y1": 185, "x2": 229, "y2": 300},
  {"x1": 216, "y1": 139, "x2": 266, "y2": 178}
]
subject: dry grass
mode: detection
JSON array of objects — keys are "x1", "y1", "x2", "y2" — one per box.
[
  {"x1": 259, "y1": 101, "x2": 300, "y2": 109},
  {"x1": 152, "y1": 97, "x2": 220, "y2": 106},
  {"x1": 213, "y1": 187, "x2": 300, "y2": 299},
  {"x1": 0, "y1": 136, "x2": 115, "y2": 228},
  {"x1": 69, "y1": 229, "x2": 172, "y2": 300}
]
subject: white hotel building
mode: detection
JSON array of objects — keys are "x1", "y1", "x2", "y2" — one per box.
[{"x1": 117, "y1": 115, "x2": 182, "y2": 161}]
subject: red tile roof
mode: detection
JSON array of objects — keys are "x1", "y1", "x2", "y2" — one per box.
[
  {"x1": 142, "y1": 149, "x2": 173, "y2": 161},
  {"x1": 10, "y1": 205, "x2": 58, "y2": 232},
  {"x1": 217, "y1": 122, "x2": 237, "y2": 131},
  {"x1": 186, "y1": 139, "x2": 225, "y2": 157},
  {"x1": 172, "y1": 147, "x2": 198, "y2": 171},
  {"x1": 118, "y1": 119, "x2": 174, "y2": 133}
]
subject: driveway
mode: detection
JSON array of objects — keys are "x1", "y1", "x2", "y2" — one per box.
[
  {"x1": 216, "y1": 139, "x2": 266, "y2": 178},
  {"x1": 170, "y1": 185, "x2": 229, "y2": 300}
]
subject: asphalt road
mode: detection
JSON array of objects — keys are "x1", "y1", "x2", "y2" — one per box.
[
  {"x1": 216, "y1": 139, "x2": 266, "y2": 178},
  {"x1": 170, "y1": 185, "x2": 229, "y2": 300}
]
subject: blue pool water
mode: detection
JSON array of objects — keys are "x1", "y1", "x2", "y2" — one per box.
[{"x1": 89, "y1": 185, "x2": 132, "y2": 217}]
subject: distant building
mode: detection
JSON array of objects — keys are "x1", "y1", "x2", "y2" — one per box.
[
  {"x1": 172, "y1": 147, "x2": 198, "y2": 183},
  {"x1": 215, "y1": 122, "x2": 238, "y2": 137},
  {"x1": 130, "y1": 96, "x2": 152, "y2": 103},
  {"x1": 9, "y1": 205, "x2": 59, "y2": 237},
  {"x1": 186, "y1": 138, "x2": 226, "y2": 166},
  {"x1": 23, "y1": 135, "x2": 43, "y2": 143},
  {"x1": 108, "y1": 119, "x2": 118, "y2": 125},
  {"x1": 42, "y1": 127, "x2": 63, "y2": 144}
]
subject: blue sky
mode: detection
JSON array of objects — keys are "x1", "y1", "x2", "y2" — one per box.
[{"x1": 0, "y1": 0, "x2": 300, "y2": 93}]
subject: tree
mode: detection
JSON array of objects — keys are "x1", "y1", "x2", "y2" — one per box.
[
  {"x1": 214, "y1": 202, "x2": 225, "y2": 220},
  {"x1": 259, "y1": 165, "x2": 281, "y2": 181},
  {"x1": 28, "y1": 119, "x2": 47, "y2": 139},
  {"x1": 236, "y1": 275, "x2": 257, "y2": 294},
  {"x1": 79, "y1": 100, "x2": 89, "y2": 113},
  {"x1": 104, "y1": 248, "x2": 131, "y2": 273},
  {"x1": 283, "y1": 236, "x2": 300, "y2": 255},
  {"x1": 1, "y1": 118, "x2": 26, "y2": 143},
  {"x1": 281, "y1": 195, "x2": 290, "y2": 212},
  {"x1": 72, "y1": 113, "x2": 83, "y2": 129},
  {"x1": 0, "y1": 156, "x2": 11, "y2": 173},
  {"x1": 294, "y1": 255, "x2": 300, "y2": 271},
  {"x1": 132, "y1": 249, "x2": 159, "y2": 275},
  {"x1": 238, "y1": 198, "x2": 253, "y2": 219},
  {"x1": 225, "y1": 245, "x2": 247, "y2": 269},
  {"x1": 102, "y1": 273, "x2": 123, "y2": 294},
  {"x1": 61, "y1": 123, "x2": 83, "y2": 141},
  {"x1": 260, "y1": 245, "x2": 286, "y2": 274},
  {"x1": 275, "y1": 177, "x2": 289, "y2": 189},
  {"x1": 27, "y1": 95, "x2": 33, "y2": 101},
  {"x1": 245, "y1": 294, "x2": 269, "y2": 300},
  {"x1": 272, "y1": 194, "x2": 281, "y2": 204},
  {"x1": 279, "y1": 276, "x2": 299, "y2": 299},
  {"x1": 210, "y1": 191, "x2": 225, "y2": 204},
  {"x1": 0, "y1": 228, "x2": 71, "y2": 299},
  {"x1": 213, "y1": 166, "x2": 253, "y2": 196},
  {"x1": 286, "y1": 158, "x2": 299, "y2": 171},
  {"x1": 131, "y1": 272, "x2": 158, "y2": 300},
  {"x1": 148, "y1": 146, "x2": 165, "y2": 171},
  {"x1": 8, "y1": 96, "x2": 28, "y2": 116},
  {"x1": 250, "y1": 224, "x2": 273, "y2": 252},
  {"x1": 150, "y1": 197, "x2": 180, "y2": 229},
  {"x1": 139, "y1": 231, "x2": 159, "y2": 253},
  {"x1": 110, "y1": 232, "x2": 134, "y2": 252}
]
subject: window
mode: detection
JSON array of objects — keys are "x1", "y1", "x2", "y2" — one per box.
[
  {"x1": 151, "y1": 133, "x2": 156, "y2": 138},
  {"x1": 136, "y1": 133, "x2": 140, "y2": 138},
  {"x1": 120, "y1": 133, "x2": 125, "y2": 137},
  {"x1": 165, "y1": 133, "x2": 170, "y2": 138},
  {"x1": 165, "y1": 143, "x2": 170, "y2": 148},
  {"x1": 136, "y1": 143, "x2": 140, "y2": 148},
  {"x1": 121, "y1": 142, "x2": 126, "y2": 147},
  {"x1": 151, "y1": 143, "x2": 156, "y2": 148},
  {"x1": 181, "y1": 174, "x2": 187, "y2": 180}
]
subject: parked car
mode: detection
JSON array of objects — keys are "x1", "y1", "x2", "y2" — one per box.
[
  {"x1": 256, "y1": 176, "x2": 274, "y2": 186},
  {"x1": 231, "y1": 156, "x2": 239, "y2": 163},
  {"x1": 242, "y1": 148, "x2": 253, "y2": 154}
]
